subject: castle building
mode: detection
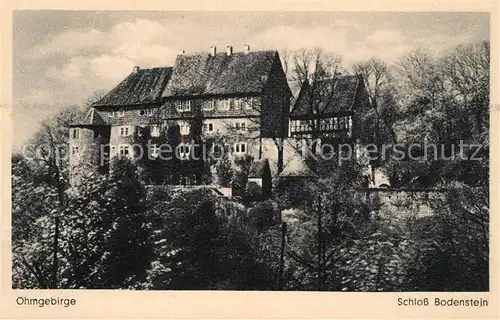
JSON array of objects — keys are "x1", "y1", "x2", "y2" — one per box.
[{"x1": 69, "y1": 45, "x2": 292, "y2": 181}]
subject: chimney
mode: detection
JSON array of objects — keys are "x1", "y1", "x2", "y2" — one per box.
[
  {"x1": 133, "y1": 66, "x2": 140, "y2": 73},
  {"x1": 226, "y1": 45, "x2": 233, "y2": 56},
  {"x1": 179, "y1": 49, "x2": 185, "y2": 55},
  {"x1": 244, "y1": 44, "x2": 250, "y2": 54},
  {"x1": 210, "y1": 45, "x2": 216, "y2": 56}
]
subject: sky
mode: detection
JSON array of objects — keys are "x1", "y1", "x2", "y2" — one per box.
[{"x1": 12, "y1": 11, "x2": 490, "y2": 148}]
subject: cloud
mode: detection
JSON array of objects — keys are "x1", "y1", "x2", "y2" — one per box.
[
  {"x1": 249, "y1": 25, "x2": 409, "y2": 65},
  {"x1": 28, "y1": 28, "x2": 106, "y2": 59},
  {"x1": 24, "y1": 18, "x2": 177, "y2": 109},
  {"x1": 27, "y1": 18, "x2": 174, "y2": 62},
  {"x1": 90, "y1": 55, "x2": 135, "y2": 82},
  {"x1": 110, "y1": 19, "x2": 172, "y2": 44}
]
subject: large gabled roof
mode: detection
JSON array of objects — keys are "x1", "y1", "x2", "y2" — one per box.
[
  {"x1": 161, "y1": 50, "x2": 279, "y2": 98},
  {"x1": 290, "y1": 75, "x2": 362, "y2": 117},
  {"x1": 92, "y1": 67, "x2": 173, "y2": 107}
]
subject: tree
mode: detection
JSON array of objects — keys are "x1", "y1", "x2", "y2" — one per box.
[
  {"x1": 13, "y1": 106, "x2": 83, "y2": 288},
  {"x1": 13, "y1": 157, "x2": 154, "y2": 289},
  {"x1": 140, "y1": 188, "x2": 277, "y2": 290},
  {"x1": 285, "y1": 156, "x2": 365, "y2": 290},
  {"x1": 352, "y1": 58, "x2": 397, "y2": 145},
  {"x1": 84, "y1": 90, "x2": 108, "y2": 107},
  {"x1": 387, "y1": 42, "x2": 489, "y2": 187},
  {"x1": 214, "y1": 149, "x2": 233, "y2": 187}
]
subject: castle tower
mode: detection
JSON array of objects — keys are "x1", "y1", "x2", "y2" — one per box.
[{"x1": 68, "y1": 108, "x2": 111, "y2": 183}]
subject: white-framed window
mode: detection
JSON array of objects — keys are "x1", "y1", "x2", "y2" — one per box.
[
  {"x1": 179, "y1": 122, "x2": 190, "y2": 136},
  {"x1": 108, "y1": 111, "x2": 115, "y2": 117},
  {"x1": 119, "y1": 145, "x2": 130, "y2": 157},
  {"x1": 71, "y1": 128, "x2": 80, "y2": 139},
  {"x1": 245, "y1": 97, "x2": 254, "y2": 110},
  {"x1": 117, "y1": 110, "x2": 125, "y2": 117},
  {"x1": 234, "y1": 120, "x2": 246, "y2": 132},
  {"x1": 176, "y1": 100, "x2": 191, "y2": 112},
  {"x1": 328, "y1": 118, "x2": 334, "y2": 130},
  {"x1": 151, "y1": 124, "x2": 161, "y2": 137},
  {"x1": 234, "y1": 98, "x2": 243, "y2": 109},
  {"x1": 203, "y1": 99, "x2": 215, "y2": 111},
  {"x1": 178, "y1": 144, "x2": 191, "y2": 159},
  {"x1": 150, "y1": 144, "x2": 160, "y2": 158},
  {"x1": 119, "y1": 126, "x2": 131, "y2": 136},
  {"x1": 219, "y1": 98, "x2": 231, "y2": 111},
  {"x1": 233, "y1": 142, "x2": 247, "y2": 155},
  {"x1": 71, "y1": 146, "x2": 79, "y2": 155},
  {"x1": 203, "y1": 121, "x2": 214, "y2": 133},
  {"x1": 339, "y1": 116, "x2": 345, "y2": 129}
]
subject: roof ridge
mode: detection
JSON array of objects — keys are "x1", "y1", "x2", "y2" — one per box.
[{"x1": 176, "y1": 49, "x2": 277, "y2": 57}]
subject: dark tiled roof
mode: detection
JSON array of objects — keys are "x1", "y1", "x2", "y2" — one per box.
[
  {"x1": 290, "y1": 75, "x2": 361, "y2": 117},
  {"x1": 93, "y1": 67, "x2": 173, "y2": 107},
  {"x1": 71, "y1": 108, "x2": 108, "y2": 126},
  {"x1": 249, "y1": 158, "x2": 270, "y2": 178},
  {"x1": 162, "y1": 50, "x2": 278, "y2": 98}
]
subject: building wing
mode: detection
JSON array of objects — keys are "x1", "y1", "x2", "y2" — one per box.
[{"x1": 92, "y1": 67, "x2": 173, "y2": 107}]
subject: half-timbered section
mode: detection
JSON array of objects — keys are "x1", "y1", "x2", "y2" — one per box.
[{"x1": 289, "y1": 74, "x2": 371, "y2": 145}]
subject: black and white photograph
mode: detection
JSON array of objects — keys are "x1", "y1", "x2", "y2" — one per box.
[{"x1": 11, "y1": 10, "x2": 490, "y2": 293}]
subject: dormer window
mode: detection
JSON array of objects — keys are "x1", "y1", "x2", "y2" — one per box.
[
  {"x1": 245, "y1": 97, "x2": 254, "y2": 110},
  {"x1": 117, "y1": 110, "x2": 125, "y2": 117},
  {"x1": 108, "y1": 111, "x2": 115, "y2": 117},
  {"x1": 176, "y1": 100, "x2": 191, "y2": 112},
  {"x1": 203, "y1": 99, "x2": 215, "y2": 111},
  {"x1": 219, "y1": 98, "x2": 231, "y2": 111},
  {"x1": 138, "y1": 110, "x2": 146, "y2": 116}
]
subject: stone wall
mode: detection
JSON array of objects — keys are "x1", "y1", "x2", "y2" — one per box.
[{"x1": 360, "y1": 188, "x2": 446, "y2": 219}]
